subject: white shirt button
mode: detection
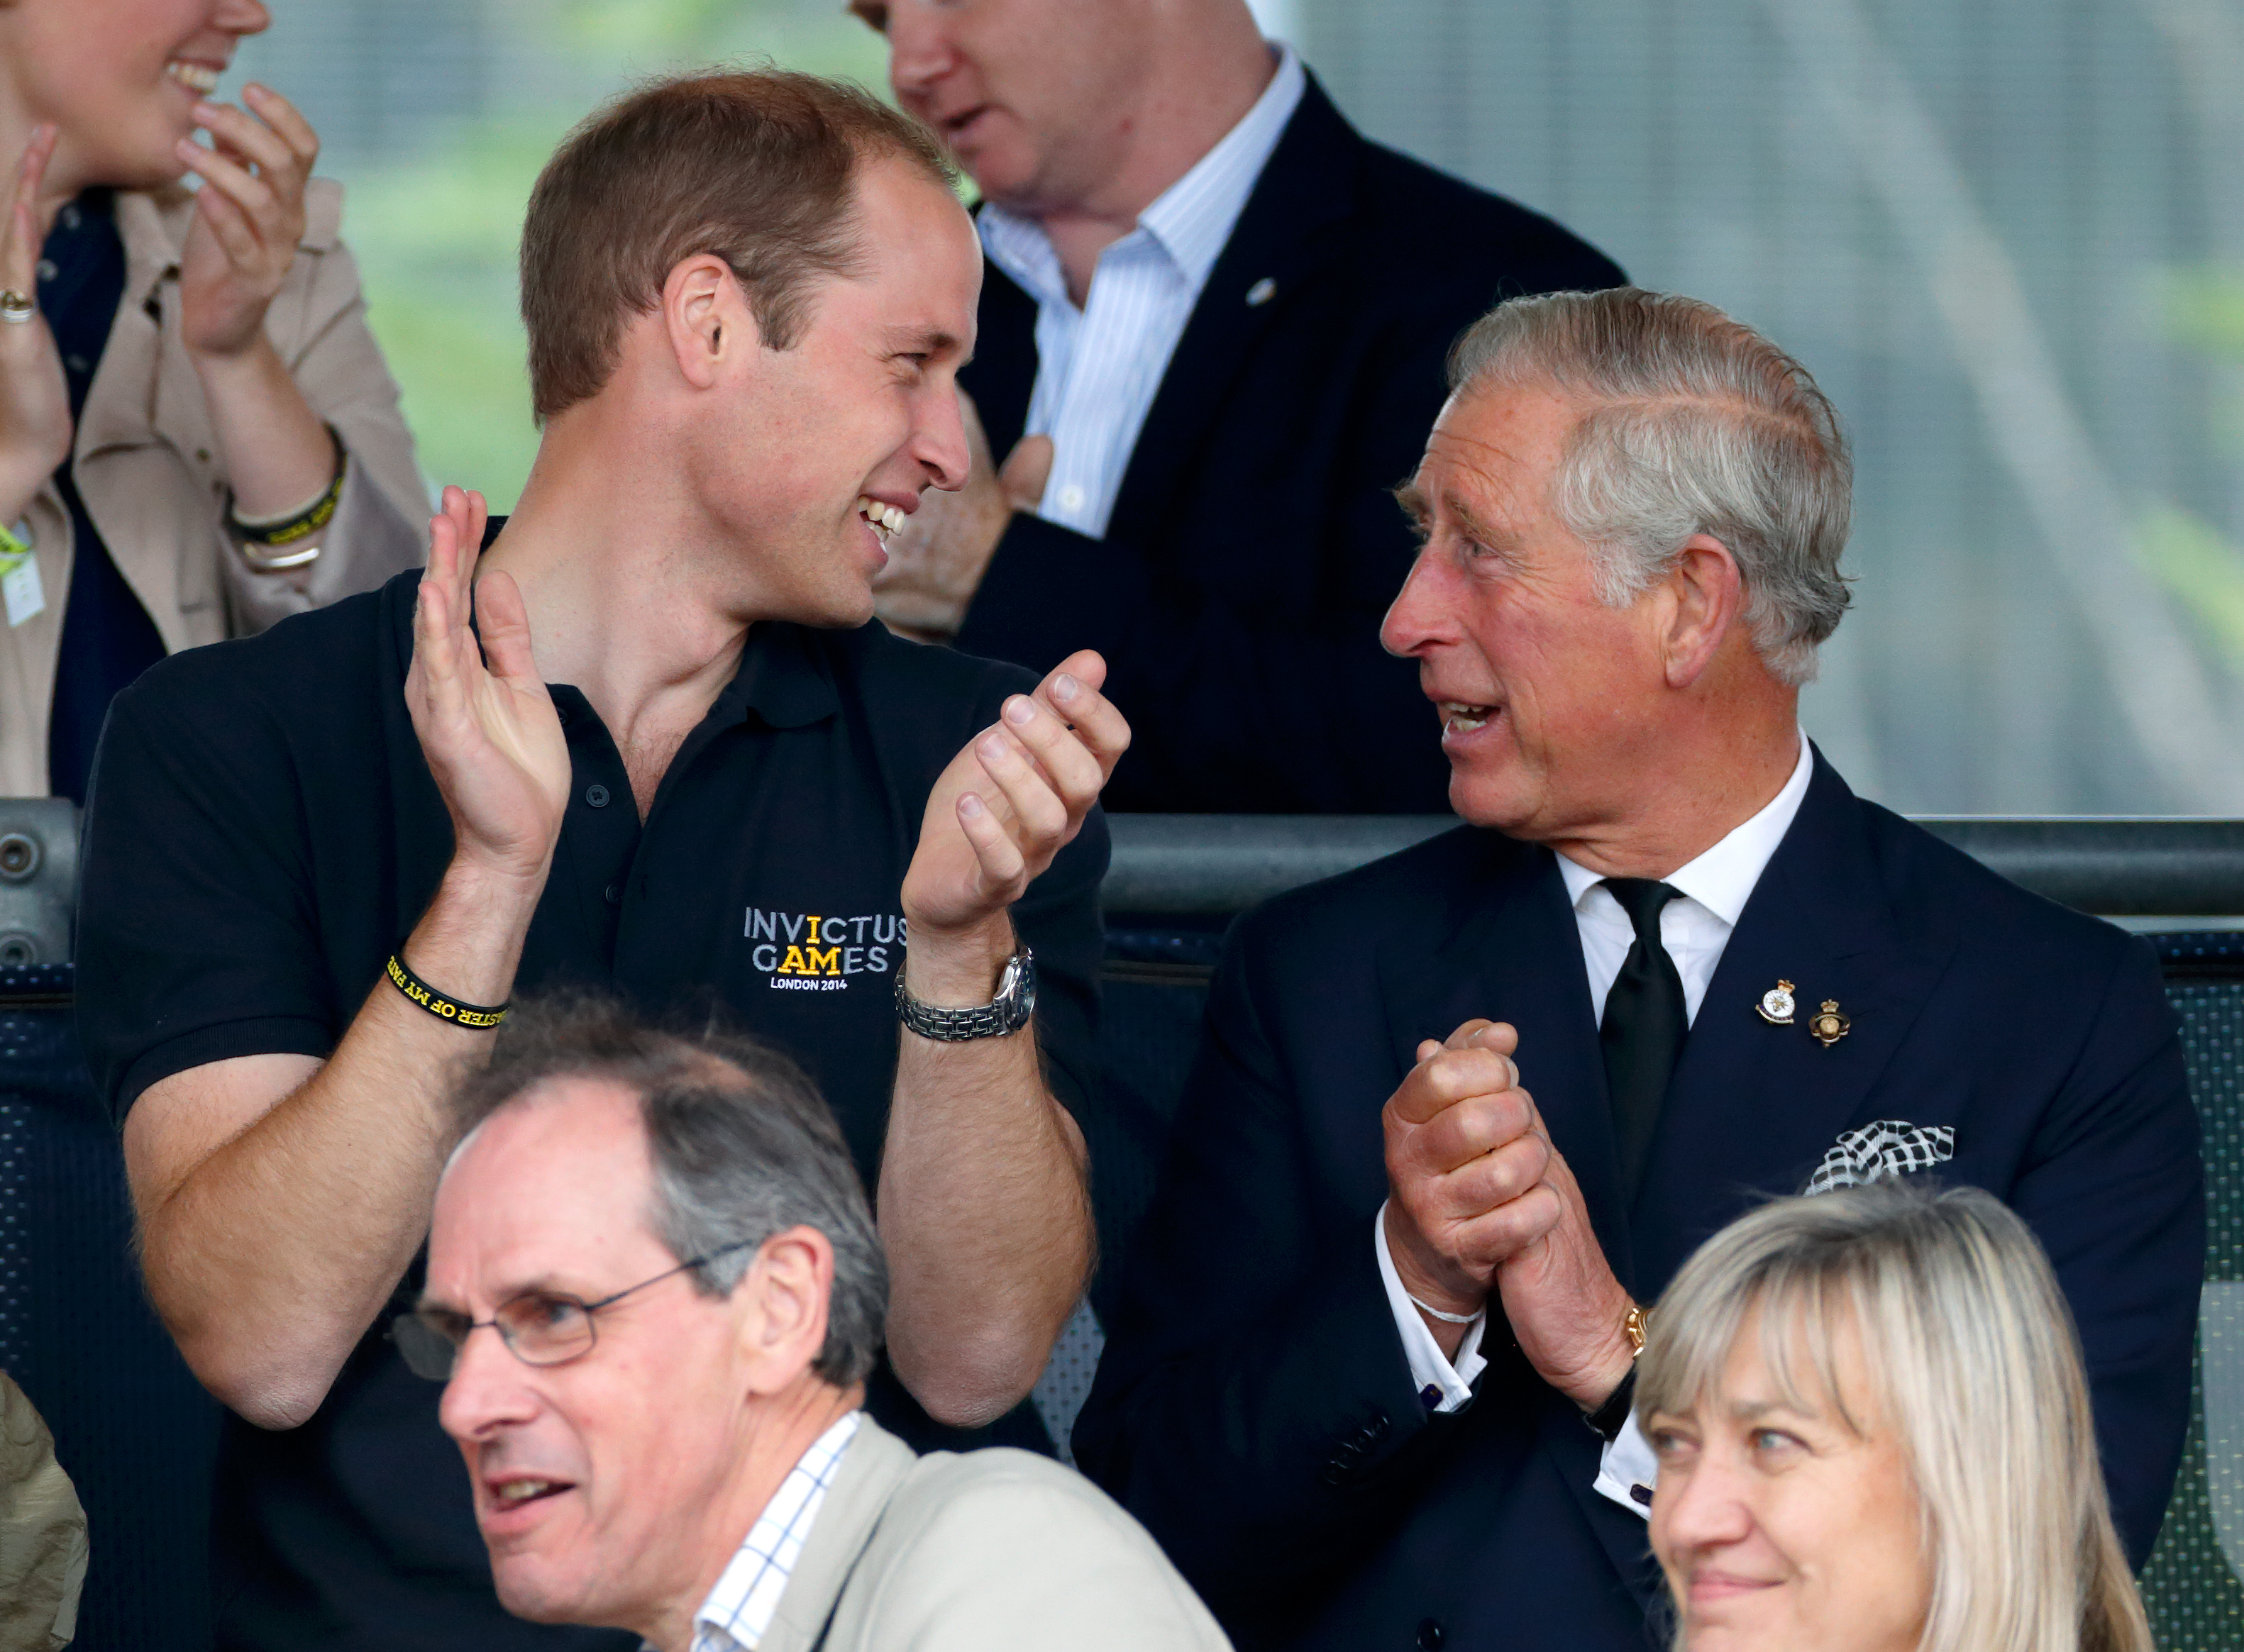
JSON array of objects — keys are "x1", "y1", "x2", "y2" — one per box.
[{"x1": 1056, "y1": 483, "x2": 1086, "y2": 513}]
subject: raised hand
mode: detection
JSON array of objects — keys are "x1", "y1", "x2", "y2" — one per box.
[
  {"x1": 404, "y1": 488, "x2": 571, "y2": 887},
  {"x1": 176, "y1": 84, "x2": 319, "y2": 362},
  {"x1": 872, "y1": 389, "x2": 1051, "y2": 641},
  {"x1": 900, "y1": 648, "x2": 1129, "y2": 938},
  {"x1": 0, "y1": 126, "x2": 72, "y2": 522},
  {"x1": 1381, "y1": 1019, "x2": 1559, "y2": 1316}
]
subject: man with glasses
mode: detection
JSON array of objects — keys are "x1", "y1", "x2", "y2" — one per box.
[{"x1": 416, "y1": 996, "x2": 1229, "y2": 1652}]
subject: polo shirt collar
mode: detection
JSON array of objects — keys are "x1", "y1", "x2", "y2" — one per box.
[
  {"x1": 1555, "y1": 731, "x2": 1814, "y2": 926},
  {"x1": 717, "y1": 621, "x2": 841, "y2": 731},
  {"x1": 978, "y1": 42, "x2": 1307, "y2": 308},
  {"x1": 385, "y1": 575, "x2": 841, "y2": 735}
]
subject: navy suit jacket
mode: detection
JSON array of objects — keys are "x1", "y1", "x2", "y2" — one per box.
[
  {"x1": 1073, "y1": 753, "x2": 2202, "y2": 1652},
  {"x1": 954, "y1": 77, "x2": 1624, "y2": 814}
]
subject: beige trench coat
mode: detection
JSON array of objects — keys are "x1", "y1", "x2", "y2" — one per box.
[{"x1": 0, "y1": 178, "x2": 427, "y2": 795}]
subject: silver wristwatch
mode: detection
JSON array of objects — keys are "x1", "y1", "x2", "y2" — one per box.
[{"x1": 895, "y1": 947, "x2": 1037, "y2": 1041}]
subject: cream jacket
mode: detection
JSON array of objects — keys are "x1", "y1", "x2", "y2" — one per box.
[
  {"x1": 1, "y1": 178, "x2": 426, "y2": 795},
  {"x1": 761, "y1": 1415, "x2": 1232, "y2": 1652}
]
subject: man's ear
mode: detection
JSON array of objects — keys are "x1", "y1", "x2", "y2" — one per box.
[
  {"x1": 663, "y1": 254, "x2": 759, "y2": 391},
  {"x1": 734, "y1": 1226, "x2": 836, "y2": 1394},
  {"x1": 1658, "y1": 533, "x2": 1746, "y2": 689}
]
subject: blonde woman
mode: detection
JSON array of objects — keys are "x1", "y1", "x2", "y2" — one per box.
[
  {"x1": 1639, "y1": 1182, "x2": 2152, "y2": 1652},
  {"x1": 0, "y1": 0, "x2": 424, "y2": 802}
]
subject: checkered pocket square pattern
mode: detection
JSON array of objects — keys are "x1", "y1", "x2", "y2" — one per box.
[{"x1": 1803, "y1": 1120, "x2": 1956, "y2": 1196}]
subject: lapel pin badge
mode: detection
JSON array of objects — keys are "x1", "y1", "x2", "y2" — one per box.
[
  {"x1": 1809, "y1": 999, "x2": 1852, "y2": 1048},
  {"x1": 1245, "y1": 277, "x2": 1277, "y2": 306},
  {"x1": 1756, "y1": 980, "x2": 1796, "y2": 1025}
]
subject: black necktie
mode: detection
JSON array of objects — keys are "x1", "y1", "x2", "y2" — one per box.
[{"x1": 1598, "y1": 878, "x2": 1687, "y2": 1199}]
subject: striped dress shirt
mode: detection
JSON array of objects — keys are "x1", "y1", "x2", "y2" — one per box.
[
  {"x1": 671, "y1": 1410, "x2": 863, "y2": 1652},
  {"x1": 978, "y1": 44, "x2": 1308, "y2": 541}
]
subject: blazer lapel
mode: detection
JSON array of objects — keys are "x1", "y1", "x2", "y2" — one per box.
[
  {"x1": 1629, "y1": 753, "x2": 1958, "y2": 1289},
  {"x1": 961, "y1": 260, "x2": 1040, "y2": 466},
  {"x1": 758, "y1": 1417, "x2": 917, "y2": 1652},
  {"x1": 1101, "y1": 76, "x2": 1365, "y2": 548},
  {"x1": 1376, "y1": 831, "x2": 1635, "y2": 1285}
]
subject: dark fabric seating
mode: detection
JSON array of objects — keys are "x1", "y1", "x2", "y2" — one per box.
[
  {"x1": 0, "y1": 963, "x2": 219, "y2": 1652},
  {"x1": 5, "y1": 924, "x2": 2243, "y2": 1648}
]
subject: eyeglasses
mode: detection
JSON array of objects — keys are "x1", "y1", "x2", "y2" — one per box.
[{"x1": 392, "y1": 1241, "x2": 755, "y2": 1382}]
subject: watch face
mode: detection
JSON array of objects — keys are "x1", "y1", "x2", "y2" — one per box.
[{"x1": 1000, "y1": 950, "x2": 1036, "y2": 1020}]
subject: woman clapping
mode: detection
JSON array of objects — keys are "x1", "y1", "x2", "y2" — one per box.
[{"x1": 0, "y1": 0, "x2": 424, "y2": 802}]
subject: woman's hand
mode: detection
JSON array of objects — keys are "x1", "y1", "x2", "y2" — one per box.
[
  {"x1": 176, "y1": 84, "x2": 319, "y2": 362},
  {"x1": 0, "y1": 126, "x2": 72, "y2": 522}
]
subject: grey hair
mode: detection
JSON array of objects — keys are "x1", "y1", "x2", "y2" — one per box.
[
  {"x1": 1637, "y1": 1182, "x2": 2150, "y2": 1652},
  {"x1": 1448, "y1": 287, "x2": 1852, "y2": 685},
  {"x1": 449, "y1": 992, "x2": 887, "y2": 1387}
]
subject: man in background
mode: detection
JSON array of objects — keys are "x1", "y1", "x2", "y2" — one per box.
[
  {"x1": 853, "y1": 0, "x2": 1623, "y2": 812},
  {"x1": 421, "y1": 997, "x2": 1232, "y2": 1652}
]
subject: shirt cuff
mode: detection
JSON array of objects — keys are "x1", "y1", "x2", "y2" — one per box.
[
  {"x1": 1373, "y1": 1199, "x2": 1487, "y2": 1412},
  {"x1": 1593, "y1": 1406, "x2": 1658, "y2": 1518}
]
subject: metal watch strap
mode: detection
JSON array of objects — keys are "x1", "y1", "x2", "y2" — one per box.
[{"x1": 894, "y1": 946, "x2": 1036, "y2": 1041}]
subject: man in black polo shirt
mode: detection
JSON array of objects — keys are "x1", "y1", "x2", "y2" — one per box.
[{"x1": 77, "y1": 72, "x2": 1123, "y2": 1652}]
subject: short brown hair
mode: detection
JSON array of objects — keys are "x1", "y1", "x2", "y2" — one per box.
[{"x1": 520, "y1": 70, "x2": 956, "y2": 421}]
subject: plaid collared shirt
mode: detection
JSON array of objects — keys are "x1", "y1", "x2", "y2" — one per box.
[{"x1": 670, "y1": 1411, "x2": 863, "y2": 1652}]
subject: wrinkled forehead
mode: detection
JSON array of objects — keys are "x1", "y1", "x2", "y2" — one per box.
[
  {"x1": 1415, "y1": 381, "x2": 1585, "y2": 504},
  {"x1": 430, "y1": 1080, "x2": 661, "y2": 1298}
]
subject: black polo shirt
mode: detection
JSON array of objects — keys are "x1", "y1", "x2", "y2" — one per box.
[{"x1": 77, "y1": 567, "x2": 1107, "y2": 1652}]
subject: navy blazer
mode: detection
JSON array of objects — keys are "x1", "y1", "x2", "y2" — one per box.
[
  {"x1": 954, "y1": 77, "x2": 1624, "y2": 814},
  {"x1": 1073, "y1": 753, "x2": 2202, "y2": 1652}
]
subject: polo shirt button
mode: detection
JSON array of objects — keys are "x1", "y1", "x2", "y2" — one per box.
[
  {"x1": 1417, "y1": 1619, "x2": 1444, "y2": 1649},
  {"x1": 583, "y1": 784, "x2": 611, "y2": 809},
  {"x1": 604, "y1": 882, "x2": 621, "y2": 904}
]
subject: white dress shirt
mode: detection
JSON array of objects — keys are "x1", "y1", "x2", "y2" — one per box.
[
  {"x1": 1375, "y1": 737, "x2": 1815, "y2": 1500},
  {"x1": 978, "y1": 45, "x2": 1306, "y2": 540},
  {"x1": 669, "y1": 1410, "x2": 862, "y2": 1652}
]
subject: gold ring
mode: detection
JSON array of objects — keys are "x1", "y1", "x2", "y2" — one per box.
[{"x1": 0, "y1": 289, "x2": 34, "y2": 324}]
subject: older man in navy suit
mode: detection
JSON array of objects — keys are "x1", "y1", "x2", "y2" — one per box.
[
  {"x1": 1073, "y1": 289, "x2": 2202, "y2": 1652},
  {"x1": 849, "y1": 0, "x2": 1621, "y2": 813}
]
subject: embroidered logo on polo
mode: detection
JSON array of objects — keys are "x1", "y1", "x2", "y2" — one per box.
[{"x1": 744, "y1": 907, "x2": 905, "y2": 992}]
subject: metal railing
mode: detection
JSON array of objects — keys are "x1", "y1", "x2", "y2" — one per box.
[
  {"x1": 4, "y1": 807, "x2": 2240, "y2": 970},
  {"x1": 1103, "y1": 815, "x2": 2244, "y2": 918}
]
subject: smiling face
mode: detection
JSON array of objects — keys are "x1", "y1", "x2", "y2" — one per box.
[
  {"x1": 0, "y1": 0, "x2": 270, "y2": 193},
  {"x1": 1647, "y1": 1311, "x2": 1932, "y2": 1652},
  {"x1": 1381, "y1": 381, "x2": 1682, "y2": 843},
  {"x1": 854, "y1": 0, "x2": 1156, "y2": 212},
  {"x1": 428, "y1": 1078, "x2": 762, "y2": 1640},
  {"x1": 692, "y1": 153, "x2": 981, "y2": 628}
]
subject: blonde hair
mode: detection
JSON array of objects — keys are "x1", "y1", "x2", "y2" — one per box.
[{"x1": 1635, "y1": 1183, "x2": 2150, "y2": 1652}]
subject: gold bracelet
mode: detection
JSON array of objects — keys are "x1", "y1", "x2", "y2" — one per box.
[{"x1": 1624, "y1": 1303, "x2": 1650, "y2": 1360}]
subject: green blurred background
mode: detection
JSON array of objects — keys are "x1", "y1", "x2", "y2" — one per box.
[
  {"x1": 223, "y1": 0, "x2": 2244, "y2": 815},
  {"x1": 228, "y1": 0, "x2": 893, "y2": 510}
]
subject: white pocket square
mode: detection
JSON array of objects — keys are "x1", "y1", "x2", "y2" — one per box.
[{"x1": 1804, "y1": 1120, "x2": 1956, "y2": 1196}]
